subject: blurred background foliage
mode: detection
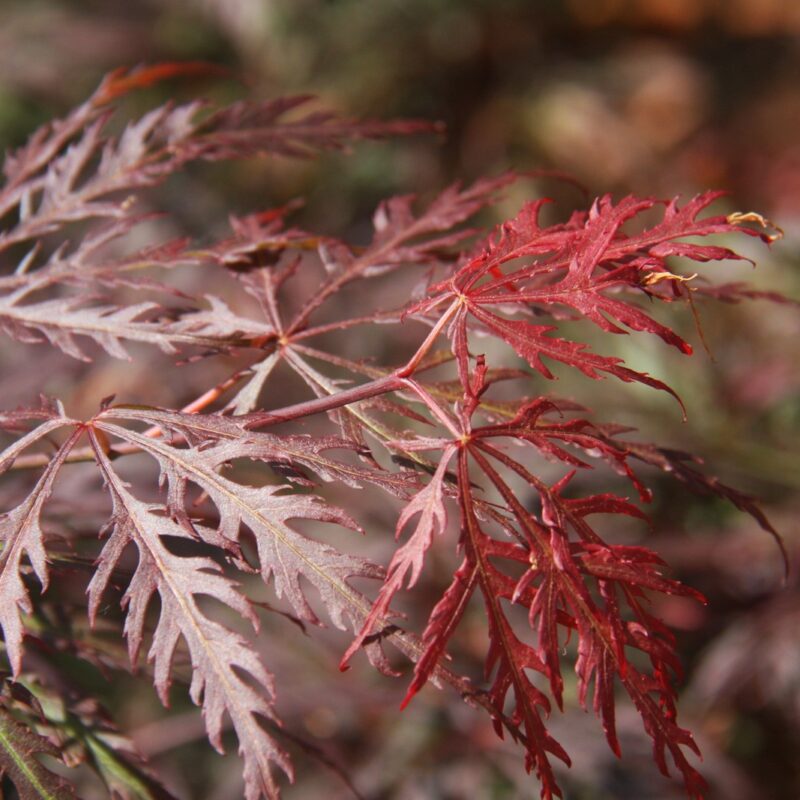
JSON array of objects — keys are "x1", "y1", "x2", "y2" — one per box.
[{"x1": 0, "y1": 1, "x2": 798, "y2": 798}]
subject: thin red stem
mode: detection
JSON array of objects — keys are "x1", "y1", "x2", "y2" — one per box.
[
  {"x1": 396, "y1": 298, "x2": 460, "y2": 377},
  {"x1": 244, "y1": 374, "x2": 403, "y2": 429}
]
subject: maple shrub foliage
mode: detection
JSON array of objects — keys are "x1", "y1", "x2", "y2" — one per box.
[{"x1": 0, "y1": 64, "x2": 789, "y2": 800}]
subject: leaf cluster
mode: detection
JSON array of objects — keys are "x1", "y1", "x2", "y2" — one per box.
[{"x1": 0, "y1": 64, "x2": 788, "y2": 800}]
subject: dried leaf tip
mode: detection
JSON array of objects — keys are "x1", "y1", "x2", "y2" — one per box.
[{"x1": 727, "y1": 211, "x2": 783, "y2": 243}]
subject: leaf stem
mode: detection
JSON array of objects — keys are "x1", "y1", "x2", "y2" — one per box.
[
  {"x1": 399, "y1": 377, "x2": 460, "y2": 436},
  {"x1": 245, "y1": 374, "x2": 403, "y2": 429},
  {"x1": 396, "y1": 298, "x2": 460, "y2": 377}
]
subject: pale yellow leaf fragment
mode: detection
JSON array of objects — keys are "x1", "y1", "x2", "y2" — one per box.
[
  {"x1": 727, "y1": 211, "x2": 784, "y2": 243},
  {"x1": 642, "y1": 271, "x2": 698, "y2": 287}
]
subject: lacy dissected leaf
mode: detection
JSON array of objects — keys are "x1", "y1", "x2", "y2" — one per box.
[
  {"x1": 0, "y1": 64, "x2": 437, "y2": 373},
  {"x1": 0, "y1": 397, "x2": 66, "y2": 435},
  {"x1": 413, "y1": 193, "x2": 776, "y2": 400},
  {"x1": 455, "y1": 451, "x2": 570, "y2": 800},
  {"x1": 90, "y1": 409, "x2": 397, "y2": 656},
  {"x1": 87, "y1": 435, "x2": 290, "y2": 800},
  {"x1": 0, "y1": 293, "x2": 274, "y2": 361},
  {"x1": 377, "y1": 456, "x2": 569, "y2": 792},
  {"x1": 381, "y1": 368, "x2": 713, "y2": 799},
  {"x1": 450, "y1": 192, "x2": 767, "y2": 296},
  {"x1": 610, "y1": 436, "x2": 789, "y2": 573},
  {"x1": 0, "y1": 66, "x2": 435, "y2": 256},
  {"x1": 0, "y1": 421, "x2": 80, "y2": 674},
  {"x1": 181, "y1": 94, "x2": 437, "y2": 162},
  {"x1": 341, "y1": 447, "x2": 455, "y2": 667},
  {"x1": 89, "y1": 411, "x2": 504, "y2": 707},
  {"x1": 361, "y1": 174, "x2": 517, "y2": 275},
  {"x1": 202, "y1": 205, "x2": 319, "y2": 273},
  {"x1": 0, "y1": 702, "x2": 77, "y2": 800},
  {"x1": 465, "y1": 442, "x2": 707, "y2": 799},
  {"x1": 99, "y1": 405, "x2": 416, "y2": 497},
  {"x1": 285, "y1": 175, "x2": 516, "y2": 335},
  {"x1": 466, "y1": 303, "x2": 680, "y2": 399},
  {"x1": 0, "y1": 101, "x2": 197, "y2": 251}
]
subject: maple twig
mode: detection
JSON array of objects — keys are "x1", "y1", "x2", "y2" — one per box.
[
  {"x1": 142, "y1": 369, "x2": 248, "y2": 438},
  {"x1": 245, "y1": 374, "x2": 403, "y2": 429},
  {"x1": 4, "y1": 318, "x2": 451, "y2": 470},
  {"x1": 247, "y1": 299, "x2": 461, "y2": 429},
  {"x1": 396, "y1": 297, "x2": 461, "y2": 377}
]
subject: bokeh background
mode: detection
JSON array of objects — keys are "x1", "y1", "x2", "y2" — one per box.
[{"x1": 1, "y1": 1, "x2": 798, "y2": 798}]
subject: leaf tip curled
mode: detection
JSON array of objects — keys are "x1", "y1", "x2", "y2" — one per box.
[{"x1": 726, "y1": 210, "x2": 784, "y2": 244}]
